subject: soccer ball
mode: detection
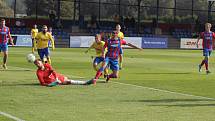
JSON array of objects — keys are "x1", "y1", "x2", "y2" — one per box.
[{"x1": 26, "y1": 54, "x2": 36, "y2": 63}]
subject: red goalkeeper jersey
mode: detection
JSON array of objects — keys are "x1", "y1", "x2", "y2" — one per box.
[{"x1": 36, "y1": 63, "x2": 65, "y2": 86}]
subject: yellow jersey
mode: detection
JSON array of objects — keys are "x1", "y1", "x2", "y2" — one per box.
[
  {"x1": 88, "y1": 41, "x2": 106, "y2": 57},
  {"x1": 118, "y1": 31, "x2": 124, "y2": 39},
  {"x1": 31, "y1": 29, "x2": 38, "y2": 39},
  {"x1": 35, "y1": 32, "x2": 55, "y2": 49}
]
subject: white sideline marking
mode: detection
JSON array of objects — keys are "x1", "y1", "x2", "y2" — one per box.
[
  {"x1": 0, "y1": 111, "x2": 25, "y2": 121},
  {"x1": 69, "y1": 74, "x2": 215, "y2": 100},
  {"x1": 112, "y1": 81, "x2": 215, "y2": 100},
  {"x1": 5, "y1": 65, "x2": 215, "y2": 100}
]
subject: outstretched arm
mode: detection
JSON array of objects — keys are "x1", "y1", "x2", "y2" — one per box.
[{"x1": 127, "y1": 43, "x2": 142, "y2": 50}]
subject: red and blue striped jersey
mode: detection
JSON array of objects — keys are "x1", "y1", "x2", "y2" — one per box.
[
  {"x1": 104, "y1": 38, "x2": 122, "y2": 59},
  {"x1": 200, "y1": 31, "x2": 215, "y2": 50},
  {"x1": 0, "y1": 26, "x2": 11, "y2": 44}
]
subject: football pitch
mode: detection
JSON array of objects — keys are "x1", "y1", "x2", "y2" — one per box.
[{"x1": 1, "y1": 47, "x2": 215, "y2": 121}]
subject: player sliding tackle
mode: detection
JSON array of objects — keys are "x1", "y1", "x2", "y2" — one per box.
[
  {"x1": 197, "y1": 23, "x2": 215, "y2": 74},
  {"x1": 33, "y1": 59, "x2": 93, "y2": 87},
  {"x1": 91, "y1": 32, "x2": 123, "y2": 85}
]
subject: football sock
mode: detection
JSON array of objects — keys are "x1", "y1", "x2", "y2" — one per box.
[
  {"x1": 70, "y1": 80, "x2": 86, "y2": 85},
  {"x1": 3, "y1": 55, "x2": 7, "y2": 64},
  {"x1": 32, "y1": 47, "x2": 34, "y2": 53},
  {"x1": 109, "y1": 73, "x2": 117, "y2": 78},
  {"x1": 200, "y1": 60, "x2": 205, "y2": 66},
  {"x1": 47, "y1": 58, "x2": 52, "y2": 65},
  {"x1": 104, "y1": 68, "x2": 108, "y2": 75},
  {"x1": 205, "y1": 60, "x2": 208, "y2": 70},
  {"x1": 95, "y1": 70, "x2": 102, "y2": 79}
]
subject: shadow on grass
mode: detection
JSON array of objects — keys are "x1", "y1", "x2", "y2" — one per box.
[
  {"x1": 134, "y1": 72, "x2": 192, "y2": 75},
  {"x1": 149, "y1": 103, "x2": 215, "y2": 107},
  {"x1": 1, "y1": 83, "x2": 40, "y2": 87},
  {"x1": 0, "y1": 69, "x2": 31, "y2": 71},
  {"x1": 123, "y1": 98, "x2": 215, "y2": 107}
]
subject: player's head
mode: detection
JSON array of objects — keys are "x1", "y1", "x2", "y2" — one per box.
[
  {"x1": 33, "y1": 24, "x2": 37, "y2": 28},
  {"x1": 49, "y1": 27, "x2": 52, "y2": 31},
  {"x1": 34, "y1": 59, "x2": 44, "y2": 69},
  {"x1": 111, "y1": 31, "x2": 119, "y2": 40},
  {"x1": 116, "y1": 24, "x2": 121, "y2": 32},
  {"x1": 205, "y1": 23, "x2": 212, "y2": 32},
  {"x1": 95, "y1": 34, "x2": 101, "y2": 43},
  {"x1": 42, "y1": 25, "x2": 48, "y2": 33},
  {"x1": 1, "y1": 19, "x2": 5, "y2": 27}
]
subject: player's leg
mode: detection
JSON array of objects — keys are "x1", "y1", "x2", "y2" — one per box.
[
  {"x1": 44, "y1": 47, "x2": 51, "y2": 64},
  {"x1": 106, "y1": 59, "x2": 119, "y2": 82},
  {"x1": 199, "y1": 49, "x2": 207, "y2": 72},
  {"x1": 2, "y1": 44, "x2": 8, "y2": 69},
  {"x1": 32, "y1": 38, "x2": 35, "y2": 53},
  {"x1": 93, "y1": 58, "x2": 109, "y2": 84},
  {"x1": 37, "y1": 49, "x2": 45, "y2": 62},
  {"x1": 119, "y1": 54, "x2": 123, "y2": 70},
  {"x1": 205, "y1": 50, "x2": 212, "y2": 74},
  {"x1": 93, "y1": 57, "x2": 101, "y2": 71}
]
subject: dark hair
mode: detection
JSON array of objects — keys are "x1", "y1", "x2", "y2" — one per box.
[{"x1": 34, "y1": 59, "x2": 42, "y2": 64}]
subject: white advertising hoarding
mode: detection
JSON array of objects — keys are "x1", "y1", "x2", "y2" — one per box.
[
  {"x1": 70, "y1": 36, "x2": 142, "y2": 48},
  {"x1": 70, "y1": 36, "x2": 94, "y2": 47},
  {"x1": 123, "y1": 37, "x2": 142, "y2": 48},
  {"x1": 180, "y1": 38, "x2": 203, "y2": 49}
]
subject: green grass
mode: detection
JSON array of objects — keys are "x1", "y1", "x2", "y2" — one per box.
[{"x1": 1, "y1": 47, "x2": 215, "y2": 121}]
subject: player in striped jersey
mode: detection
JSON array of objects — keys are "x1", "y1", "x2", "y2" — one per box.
[
  {"x1": 0, "y1": 19, "x2": 14, "y2": 69},
  {"x1": 197, "y1": 23, "x2": 215, "y2": 74},
  {"x1": 91, "y1": 32, "x2": 123, "y2": 84}
]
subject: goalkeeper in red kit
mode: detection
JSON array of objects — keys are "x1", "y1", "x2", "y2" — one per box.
[{"x1": 34, "y1": 59, "x2": 93, "y2": 86}]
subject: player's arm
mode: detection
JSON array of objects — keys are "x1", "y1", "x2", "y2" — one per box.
[
  {"x1": 196, "y1": 33, "x2": 202, "y2": 48},
  {"x1": 49, "y1": 34, "x2": 55, "y2": 50},
  {"x1": 46, "y1": 64, "x2": 58, "y2": 80},
  {"x1": 127, "y1": 43, "x2": 142, "y2": 50},
  {"x1": 212, "y1": 32, "x2": 215, "y2": 49},
  {"x1": 119, "y1": 47, "x2": 123, "y2": 69},
  {"x1": 85, "y1": 43, "x2": 94, "y2": 53},
  {"x1": 31, "y1": 30, "x2": 33, "y2": 38},
  {"x1": 102, "y1": 41, "x2": 108, "y2": 58},
  {"x1": 34, "y1": 34, "x2": 39, "y2": 49},
  {"x1": 37, "y1": 72, "x2": 48, "y2": 86},
  {"x1": 7, "y1": 28, "x2": 14, "y2": 46}
]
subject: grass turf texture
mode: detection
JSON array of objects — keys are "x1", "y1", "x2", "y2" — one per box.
[{"x1": 1, "y1": 47, "x2": 215, "y2": 121}]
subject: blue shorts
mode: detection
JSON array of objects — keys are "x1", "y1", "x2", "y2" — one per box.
[
  {"x1": 104, "y1": 57, "x2": 119, "y2": 71},
  {"x1": 203, "y1": 49, "x2": 212, "y2": 57},
  {"x1": 93, "y1": 57, "x2": 104, "y2": 65},
  {"x1": 37, "y1": 47, "x2": 50, "y2": 60},
  {"x1": 0, "y1": 43, "x2": 8, "y2": 52}
]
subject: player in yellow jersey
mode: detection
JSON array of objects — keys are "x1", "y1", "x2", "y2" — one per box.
[
  {"x1": 31, "y1": 24, "x2": 38, "y2": 53},
  {"x1": 115, "y1": 24, "x2": 142, "y2": 70},
  {"x1": 85, "y1": 34, "x2": 108, "y2": 77},
  {"x1": 34, "y1": 25, "x2": 55, "y2": 64}
]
